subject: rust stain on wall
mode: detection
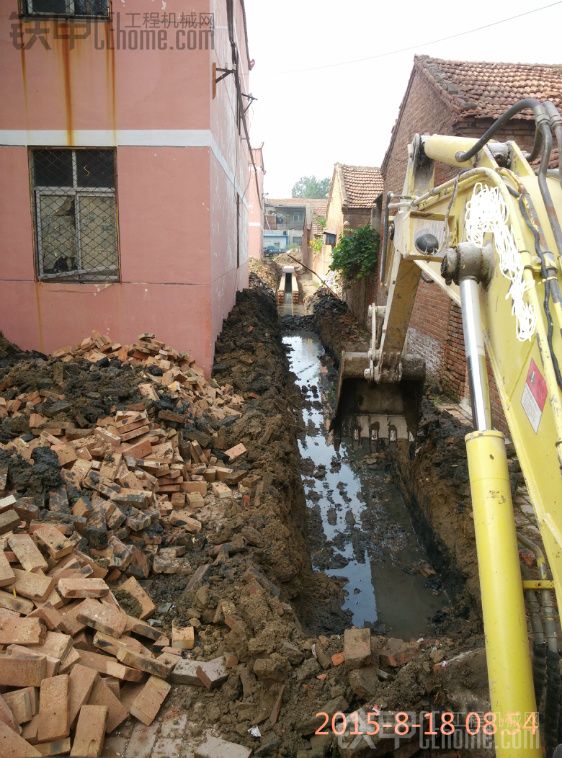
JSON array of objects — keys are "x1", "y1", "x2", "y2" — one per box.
[
  {"x1": 33, "y1": 282, "x2": 45, "y2": 355},
  {"x1": 19, "y1": 23, "x2": 30, "y2": 121},
  {"x1": 105, "y1": 22, "x2": 117, "y2": 139},
  {"x1": 61, "y1": 32, "x2": 74, "y2": 146},
  {"x1": 53, "y1": 23, "x2": 74, "y2": 146}
]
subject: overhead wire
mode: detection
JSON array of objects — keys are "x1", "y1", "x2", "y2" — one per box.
[{"x1": 273, "y1": 1, "x2": 562, "y2": 75}]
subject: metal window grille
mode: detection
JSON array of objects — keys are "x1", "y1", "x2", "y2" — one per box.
[
  {"x1": 23, "y1": 0, "x2": 109, "y2": 17},
  {"x1": 31, "y1": 148, "x2": 119, "y2": 282}
]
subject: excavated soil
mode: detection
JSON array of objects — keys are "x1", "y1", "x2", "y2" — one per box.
[
  {"x1": 145, "y1": 285, "x2": 491, "y2": 756},
  {"x1": 0, "y1": 282, "x2": 496, "y2": 756}
]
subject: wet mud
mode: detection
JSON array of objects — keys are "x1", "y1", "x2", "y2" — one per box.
[{"x1": 285, "y1": 331, "x2": 450, "y2": 639}]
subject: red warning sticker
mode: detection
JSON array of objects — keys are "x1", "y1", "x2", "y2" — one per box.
[{"x1": 521, "y1": 359, "x2": 547, "y2": 432}]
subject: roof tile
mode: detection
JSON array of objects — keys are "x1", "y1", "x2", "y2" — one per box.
[
  {"x1": 417, "y1": 55, "x2": 562, "y2": 121},
  {"x1": 339, "y1": 164, "x2": 384, "y2": 208}
]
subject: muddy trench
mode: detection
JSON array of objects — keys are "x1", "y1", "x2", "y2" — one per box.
[
  {"x1": 284, "y1": 328, "x2": 450, "y2": 639},
  {"x1": 190, "y1": 281, "x2": 491, "y2": 756}
]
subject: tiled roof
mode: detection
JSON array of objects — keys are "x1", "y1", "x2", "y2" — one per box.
[
  {"x1": 338, "y1": 164, "x2": 384, "y2": 208},
  {"x1": 308, "y1": 200, "x2": 327, "y2": 235},
  {"x1": 266, "y1": 198, "x2": 308, "y2": 208},
  {"x1": 417, "y1": 55, "x2": 562, "y2": 121},
  {"x1": 382, "y1": 56, "x2": 562, "y2": 175}
]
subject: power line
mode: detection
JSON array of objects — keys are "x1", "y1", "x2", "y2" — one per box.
[{"x1": 274, "y1": 1, "x2": 562, "y2": 75}]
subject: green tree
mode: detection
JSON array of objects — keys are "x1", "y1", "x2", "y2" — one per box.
[
  {"x1": 330, "y1": 225, "x2": 380, "y2": 281},
  {"x1": 291, "y1": 176, "x2": 330, "y2": 198}
]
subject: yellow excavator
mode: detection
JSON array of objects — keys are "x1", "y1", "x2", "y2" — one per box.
[{"x1": 335, "y1": 99, "x2": 562, "y2": 756}]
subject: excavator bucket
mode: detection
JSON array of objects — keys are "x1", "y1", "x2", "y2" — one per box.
[{"x1": 332, "y1": 351, "x2": 424, "y2": 445}]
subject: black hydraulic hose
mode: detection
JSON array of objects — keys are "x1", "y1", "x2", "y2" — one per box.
[
  {"x1": 536, "y1": 121, "x2": 562, "y2": 260},
  {"x1": 544, "y1": 101, "x2": 562, "y2": 188},
  {"x1": 456, "y1": 96, "x2": 562, "y2": 257},
  {"x1": 556, "y1": 124, "x2": 562, "y2": 187},
  {"x1": 533, "y1": 641, "x2": 547, "y2": 710},
  {"x1": 545, "y1": 650, "x2": 561, "y2": 755},
  {"x1": 455, "y1": 98, "x2": 544, "y2": 162},
  {"x1": 518, "y1": 195, "x2": 562, "y2": 391},
  {"x1": 528, "y1": 119, "x2": 545, "y2": 165}
]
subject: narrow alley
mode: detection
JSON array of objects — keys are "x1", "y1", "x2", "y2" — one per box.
[{"x1": 0, "y1": 0, "x2": 561, "y2": 756}]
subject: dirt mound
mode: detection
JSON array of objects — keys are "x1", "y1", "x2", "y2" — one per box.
[
  {"x1": 213, "y1": 288, "x2": 310, "y2": 594},
  {"x1": 249, "y1": 257, "x2": 280, "y2": 294},
  {"x1": 272, "y1": 250, "x2": 305, "y2": 273},
  {"x1": 0, "y1": 332, "x2": 45, "y2": 370},
  {"x1": 312, "y1": 288, "x2": 370, "y2": 354},
  {"x1": 0, "y1": 356, "x2": 142, "y2": 442}
]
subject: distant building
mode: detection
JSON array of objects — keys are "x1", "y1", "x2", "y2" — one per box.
[
  {"x1": 264, "y1": 199, "x2": 307, "y2": 253},
  {"x1": 262, "y1": 198, "x2": 327, "y2": 265},
  {"x1": 380, "y1": 55, "x2": 562, "y2": 415},
  {"x1": 0, "y1": 0, "x2": 255, "y2": 374}
]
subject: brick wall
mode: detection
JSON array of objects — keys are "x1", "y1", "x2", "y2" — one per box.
[
  {"x1": 343, "y1": 277, "x2": 375, "y2": 324},
  {"x1": 441, "y1": 302, "x2": 465, "y2": 398},
  {"x1": 407, "y1": 279, "x2": 451, "y2": 383},
  {"x1": 379, "y1": 69, "x2": 535, "y2": 434},
  {"x1": 455, "y1": 117, "x2": 536, "y2": 152},
  {"x1": 343, "y1": 208, "x2": 373, "y2": 228},
  {"x1": 382, "y1": 70, "x2": 455, "y2": 208}
]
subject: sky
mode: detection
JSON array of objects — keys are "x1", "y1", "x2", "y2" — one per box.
[{"x1": 244, "y1": 0, "x2": 562, "y2": 197}]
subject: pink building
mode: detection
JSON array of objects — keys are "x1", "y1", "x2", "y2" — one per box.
[{"x1": 0, "y1": 0, "x2": 256, "y2": 374}]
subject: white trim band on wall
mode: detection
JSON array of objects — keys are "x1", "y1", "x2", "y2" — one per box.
[
  {"x1": 0, "y1": 128, "x2": 212, "y2": 148},
  {"x1": 0, "y1": 129, "x2": 246, "y2": 202}
]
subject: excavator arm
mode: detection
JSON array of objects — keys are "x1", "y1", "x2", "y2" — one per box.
[{"x1": 336, "y1": 100, "x2": 562, "y2": 756}]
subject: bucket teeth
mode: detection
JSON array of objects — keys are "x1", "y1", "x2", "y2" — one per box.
[{"x1": 333, "y1": 352, "x2": 424, "y2": 444}]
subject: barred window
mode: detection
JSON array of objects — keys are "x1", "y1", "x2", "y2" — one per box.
[
  {"x1": 22, "y1": 0, "x2": 109, "y2": 17},
  {"x1": 31, "y1": 149, "x2": 119, "y2": 282}
]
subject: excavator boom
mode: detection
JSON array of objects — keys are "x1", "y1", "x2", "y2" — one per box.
[{"x1": 335, "y1": 100, "x2": 562, "y2": 756}]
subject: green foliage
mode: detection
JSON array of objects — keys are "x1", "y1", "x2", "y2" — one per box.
[
  {"x1": 310, "y1": 237, "x2": 323, "y2": 253},
  {"x1": 309, "y1": 214, "x2": 327, "y2": 253},
  {"x1": 330, "y1": 225, "x2": 380, "y2": 281},
  {"x1": 292, "y1": 176, "x2": 330, "y2": 198}
]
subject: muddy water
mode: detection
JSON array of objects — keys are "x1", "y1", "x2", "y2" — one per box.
[{"x1": 284, "y1": 331, "x2": 449, "y2": 638}]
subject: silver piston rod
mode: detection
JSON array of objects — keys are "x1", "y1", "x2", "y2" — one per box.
[{"x1": 460, "y1": 277, "x2": 492, "y2": 431}]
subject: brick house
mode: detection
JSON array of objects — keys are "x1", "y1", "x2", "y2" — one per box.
[
  {"x1": 380, "y1": 56, "x2": 562, "y2": 420},
  {"x1": 316, "y1": 163, "x2": 383, "y2": 313},
  {"x1": 0, "y1": 0, "x2": 256, "y2": 375}
]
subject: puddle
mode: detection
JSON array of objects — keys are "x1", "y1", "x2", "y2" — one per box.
[{"x1": 284, "y1": 330, "x2": 449, "y2": 638}]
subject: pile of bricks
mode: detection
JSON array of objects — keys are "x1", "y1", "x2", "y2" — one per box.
[
  {"x1": 0, "y1": 332, "x2": 251, "y2": 580},
  {"x1": 46, "y1": 331, "x2": 245, "y2": 423},
  {"x1": 0, "y1": 534, "x2": 183, "y2": 757}
]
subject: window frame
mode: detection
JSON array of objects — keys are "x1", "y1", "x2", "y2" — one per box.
[
  {"x1": 30, "y1": 147, "x2": 120, "y2": 284},
  {"x1": 20, "y1": 0, "x2": 111, "y2": 19}
]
